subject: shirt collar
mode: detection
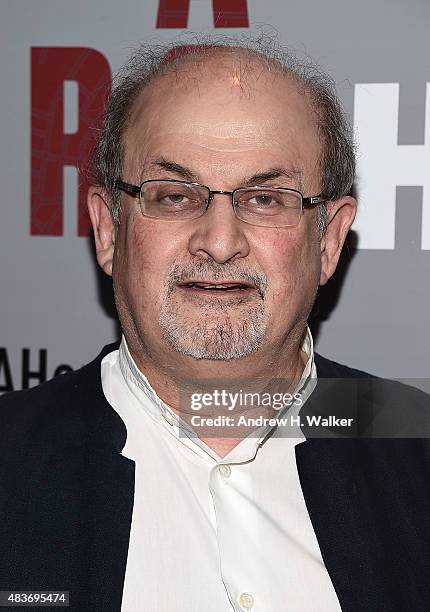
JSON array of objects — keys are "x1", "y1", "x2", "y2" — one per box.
[{"x1": 118, "y1": 327, "x2": 316, "y2": 459}]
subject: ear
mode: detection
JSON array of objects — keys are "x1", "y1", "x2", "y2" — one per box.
[
  {"x1": 319, "y1": 196, "x2": 356, "y2": 286},
  {"x1": 87, "y1": 186, "x2": 116, "y2": 276}
]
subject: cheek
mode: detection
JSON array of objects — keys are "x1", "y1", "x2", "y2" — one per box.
[
  {"x1": 114, "y1": 218, "x2": 185, "y2": 309},
  {"x1": 257, "y1": 229, "x2": 320, "y2": 310}
]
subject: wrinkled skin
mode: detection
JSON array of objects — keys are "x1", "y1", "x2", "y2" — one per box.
[{"x1": 88, "y1": 52, "x2": 356, "y2": 452}]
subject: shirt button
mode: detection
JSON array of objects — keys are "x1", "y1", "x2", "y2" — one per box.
[
  {"x1": 218, "y1": 464, "x2": 231, "y2": 478},
  {"x1": 239, "y1": 592, "x2": 254, "y2": 609}
]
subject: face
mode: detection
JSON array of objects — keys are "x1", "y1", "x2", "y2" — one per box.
[{"x1": 89, "y1": 53, "x2": 356, "y2": 368}]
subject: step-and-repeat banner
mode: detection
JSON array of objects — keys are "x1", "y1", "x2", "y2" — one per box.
[{"x1": 1, "y1": 0, "x2": 429, "y2": 393}]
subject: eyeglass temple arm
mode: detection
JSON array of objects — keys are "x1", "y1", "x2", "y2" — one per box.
[
  {"x1": 115, "y1": 180, "x2": 141, "y2": 197},
  {"x1": 302, "y1": 194, "x2": 326, "y2": 208}
]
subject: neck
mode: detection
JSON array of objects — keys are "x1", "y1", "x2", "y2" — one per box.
[
  {"x1": 126, "y1": 328, "x2": 306, "y2": 403},
  {"x1": 123, "y1": 326, "x2": 309, "y2": 457},
  {"x1": 124, "y1": 343, "x2": 308, "y2": 458}
]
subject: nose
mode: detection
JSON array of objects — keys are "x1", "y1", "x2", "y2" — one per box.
[{"x1": 188, "y1": 193, "x2": 250, "y2": 263}]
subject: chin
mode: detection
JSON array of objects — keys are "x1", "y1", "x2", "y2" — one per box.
[{"x1": 159, "y1": 307, "x2": 268, "y2": 361}]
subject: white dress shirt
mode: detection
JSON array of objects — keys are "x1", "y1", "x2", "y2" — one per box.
[{"x1": 101, "y1": 328, "x2": 341, "y2": 612}]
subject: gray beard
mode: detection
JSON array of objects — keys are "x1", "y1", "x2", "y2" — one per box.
[{"x1": 159, "y1": 298, "x2": 268, "y2": 360}]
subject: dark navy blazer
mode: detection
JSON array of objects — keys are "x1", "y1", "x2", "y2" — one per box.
[{"x1": 1, "y1": 344, "x2": 430, "y2": 611}]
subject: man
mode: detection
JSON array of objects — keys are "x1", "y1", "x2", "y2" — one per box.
[{"x1": 1, "y1": 36, "x2": 429, "y2": 612}]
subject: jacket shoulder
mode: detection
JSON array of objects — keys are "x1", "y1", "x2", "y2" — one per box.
[
  {"x1": 314, "y1": 353, "x2": 430, "y2": 437},
  {"x1": 0, "y1": 343, "x2": 120, "y2": 458},
  {"x1": 314, "y1": 353, "x2": 374, "y2": 378},
  {"x1": 0, "y1": 343, "x2": 116, "y2": 408}
]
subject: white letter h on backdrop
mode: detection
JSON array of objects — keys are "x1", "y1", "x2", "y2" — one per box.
[{"x1": 354, "y1": 83, "x2": 430, "y2": 249}]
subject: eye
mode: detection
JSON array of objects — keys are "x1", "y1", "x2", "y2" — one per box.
[
  {"x1": 152, "y1": 185, "x2": 203, "y2": 211},
  {"x1": 163, "y1": 193, "x2": 189, "y2": 204},
  {"x1": 249, "y1": 194, "x2": 277, "y2": 207},
  {"x1": 155, "y1": 186, "x2": 197, "y2": 207},
  {"x1": 140, "y1": 181, "x2": 207, "y2": 218},
  {"x1": 239, "y1": 190, "x2": 283, "y2": 209}
]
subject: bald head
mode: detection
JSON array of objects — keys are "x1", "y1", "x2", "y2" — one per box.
[
  {"x1": 91, "y1": 35, "x2": 355, "y2": 226},
  {"x1": 124, "y1": 50, "x2": 320, "y2": 199}
]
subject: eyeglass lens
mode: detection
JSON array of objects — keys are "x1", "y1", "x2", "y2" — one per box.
[{"x1": 140, "y1": 181, "x2": 303, "y2": 227}]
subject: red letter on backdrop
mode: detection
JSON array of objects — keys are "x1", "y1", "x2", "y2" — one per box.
[
  {"x1": 31, "y1": 48, "x2": 111, "y2": 236},
  {"x1": 156, "y1": 0, "x2": 248, "y2": 28},
  {"x1": 212, "y1": 0, "x2": 249, "y2": 27}
]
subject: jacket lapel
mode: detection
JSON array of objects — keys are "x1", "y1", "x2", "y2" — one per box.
[
  {"x1": 295, "y1": 437, "x2": 395, "y2": 611},
  {"x1": 60, "y1": 345, "x2": 136, "y2": 611},
  {"x1": 296, "y1": 357, "x2": 395, "y2": 610}
]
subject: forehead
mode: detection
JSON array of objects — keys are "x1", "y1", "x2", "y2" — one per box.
[{"x1": 123, "y1": 51, "x2": 321, "y2": 186}]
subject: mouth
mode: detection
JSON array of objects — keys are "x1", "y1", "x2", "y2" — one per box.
[{"x1": 177, "y1": 280, "x2": 256, "y2": 297}]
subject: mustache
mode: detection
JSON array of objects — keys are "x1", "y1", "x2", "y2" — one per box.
[{"x1": 166, "y1": 261, "x2": 268, "y2": 298}]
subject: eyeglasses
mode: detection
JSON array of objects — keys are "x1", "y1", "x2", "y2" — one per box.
[{"x1": 115, "y1": 179, "x2": 326, "y2": 228}]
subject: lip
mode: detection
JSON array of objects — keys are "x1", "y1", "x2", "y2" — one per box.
[
  {"x1": 177, "y1": 279, "x2": 256, "y2": 297},
  {"x1": 179, "y1": 279, "x2": 254, "y2": 287}
]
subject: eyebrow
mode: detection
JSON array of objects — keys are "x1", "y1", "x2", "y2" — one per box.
[
  {"x1": 147, "y1": 157, "x2": 302, "y2": 188},
  {"x1": 242, "y1": 167, "x2": 303, "y2": 188},
  {"x1": 152, "y1": 158, "x2": 199, "y2": 182}
]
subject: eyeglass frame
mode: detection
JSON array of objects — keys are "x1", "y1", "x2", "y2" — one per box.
[{"x1": 115, "y1": 178, "x2": 326, "y2": 226}]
